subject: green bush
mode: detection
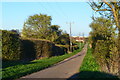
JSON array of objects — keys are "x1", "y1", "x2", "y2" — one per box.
[
  {"x1": 2, "y1": 30, "x2": 21, "y2": 61},
  {"x1": 21, "y1": 38, "x2": 67, "y2": 60},
  {"x1": 54, "y1": 33, "x2": 70, "y2": 45},
  {"x1": 53, "y1": 45, "x2": 67, "y2": 56},
  {"x1": 56, "y1": 45, "x2": 69, "y2": 52},
  {"x1": 94, "y1": 40, "x2": 109, "y2": 67},
  {"x1": 94, "y1": 40, "x2": 119, "y2": 74},
  {"x1": 72, "y1": 45, "x2": 79, "y2": 51}
]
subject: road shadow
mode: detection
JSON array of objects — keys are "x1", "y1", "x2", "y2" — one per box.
[{"x1": 67, "y1": 71, "x2": 120, "y2": 80}]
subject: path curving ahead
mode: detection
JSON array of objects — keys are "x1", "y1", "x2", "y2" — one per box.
[{"x1": 21, "y1": 44, "x2": 88, "y2": 78}]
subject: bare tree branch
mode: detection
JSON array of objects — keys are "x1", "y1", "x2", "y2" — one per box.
[{"x1": 96, "y1": 9, "x2": 112, "y2": 11}]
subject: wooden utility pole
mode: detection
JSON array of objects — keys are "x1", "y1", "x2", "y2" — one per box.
[
  {"x1": 79, "y1": 32, "x2": 81, "y2": 49},
  {"x1": 82, "y1": 32, "x2": 84, "y2": 43},
  {"x1": 67, "y1": 22, "x2": 74, "y2": 52}
]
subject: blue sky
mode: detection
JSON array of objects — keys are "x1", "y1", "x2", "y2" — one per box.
[{"x1": 1, "y1": 2, "x2": 93, "y2": 36}]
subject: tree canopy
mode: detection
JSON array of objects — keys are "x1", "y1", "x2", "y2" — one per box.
[
  {"x1": 22, "y1": 14, "x2": 52, "y2": 39},
  {"x1": 21, "y1": 13, "x2": 70, "y2": 46},
  {"x1": 89, "y1": 1, "x2": 120, "y2": 76},
  {"x1": 89, "y1": 0, "x2": 120, "y2": 29},
  {"x1": 89, "y1": 17, "x2": 118, "y2": 74},
  {"x1": 89, "y1": 17, "x2": 115, "y2": 49},
  {"x1": 47, "y1": 25, "x2": 62, "y2": 42}
]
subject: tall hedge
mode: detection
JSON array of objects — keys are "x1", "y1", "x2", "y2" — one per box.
[
  {"x1": 2, "y1": 30, "x2": 21, "y2": 61},
  {"x1": 94, "y1": 40, "x2": 119, "y2": 75},
  {"x1": 21, "y1": 38, "x2": 67, "y2": 60},
  {"x1": 2, "y1": 30, "x2": 76, "y2": 61}
]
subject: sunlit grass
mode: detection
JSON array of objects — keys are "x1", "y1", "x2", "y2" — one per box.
[{"x1": 80, "y1": 47, "x2": 100, "y2": 72}]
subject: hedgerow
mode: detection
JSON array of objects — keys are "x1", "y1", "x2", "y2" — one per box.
[
  {"x1": 2, "y1": 30, "x2": 72, "y2": 61},
  {"x1": 2, "y1": 30, "x2": 21, "y2": 61}
]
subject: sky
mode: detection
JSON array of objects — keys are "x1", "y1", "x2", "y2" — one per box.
[{"x1": 1, "y1": 2, "x2": 94, "y2": 37}]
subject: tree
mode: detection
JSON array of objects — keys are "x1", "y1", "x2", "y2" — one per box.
[
  {"x1": 11, "y1": 29, "x2": 20, "y2": 36},
  {"x1": 21, "y1": 14, "x2": 52, "y2": 39},
  {"x1": 89, "y1": 17, "x2": 118, "y2": 75},
  {"x1": 88, "y1": 0, "x2": 120, "y2": 76},
  {"x1": 47, "y1": 25, "x2": 62, "y2": 42},
  {"x1": 55, "y1": 32, "x2": 70, "y2": 45},
  {"x1": 89, "y1": 17, "x2": 115, "y2": 49},
  {"x1": 88, "y1": 0, "x2": 120, "y2": 28}
]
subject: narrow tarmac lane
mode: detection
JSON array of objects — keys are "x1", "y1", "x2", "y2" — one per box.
[{"x1": 21, "y1": 44, "x2": 88, "y2": 78}]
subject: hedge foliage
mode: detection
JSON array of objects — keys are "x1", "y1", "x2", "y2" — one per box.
[
  {"x1": 2, "y1": 30, "x2": 21, "y2": 61},
  {"x1": 2, "y1": 30, "x2": 72, "y2": 61},
  {"x1": 94, "y1": 40, "x2": 119, "y2": 75},
  {"x1": 56, "y1": 44, "x2": 79, "y2": 53},
  {"x1": 21, "y1": 38, "x2": 66, "y2": 61}
]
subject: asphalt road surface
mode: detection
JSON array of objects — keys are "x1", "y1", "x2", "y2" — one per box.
[{"x1": 21, "y1": 44, "x2": 88, "y2": 79}]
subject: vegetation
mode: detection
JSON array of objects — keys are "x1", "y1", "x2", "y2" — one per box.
[
  {"x1": 2, "y1": 27, "x2": 81, "y2": 80},
  {"x1": 21, "y1": 38, "x2": 68, "y2": 61},
  {"x1": 21, "y1": 13, "x2": 72, "y2": 54},
  {"x1": 79, "y1": 46, "x2": 119, "y2": 79},
  {"x1": 89, "y1": 17, "x2": 115, "y2": 49},
  {"x1": 55, "y1": 32, "x2": 70, "y2": 45},
  {"x1": 89, "y1": 1, "x2": 120, "y2": 29},
  {"x1": 80, "y1": 47, "x2": 100, "y2": 72},
  {"x1": 22, "y1": 14, "x2": 52, "y2": 39},
  {"x1": 88, "y1": 1, "x2": 120, "y2": 76},
  {"x1": 2, "y1": 30, "x2": 21, "y2": 61},
  {"x1": 89, "y1": 17, "x2": 119, "y2": 75},
  {"x1": 2, "y1": 47, "x2": 83, "y2": 79},
  {"x1": 48, "y1": 25, "x2": 62, "y2": 42},
  {"x1": 2, "y1": 30, "x2": 71, "y2": 61},
  {"x1": 2, "y1": 1, "x2": 120, "y2": 79},
  {"x1": 21, "y1": 14, "x2": 70, "y2": 46}
]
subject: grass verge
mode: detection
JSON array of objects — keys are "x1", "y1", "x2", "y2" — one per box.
[
  {"x1": 79, "y1": 46, "x2": 119, "y2": 79},
  {"x1": 79, "y1": 47, "x2": 100, "y2": 72},
  {"x1": 2, "y1": 46, "x2": 84, "y2": 79}
]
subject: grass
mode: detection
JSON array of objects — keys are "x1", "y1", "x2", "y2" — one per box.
[
  {"x1": 2, "y1": 45, "x2": 84, "y2": 80},
  {"x1": 79, "y1": 47, "x2": 100, "y2": 72},
  {"x1": 79, "y1": 46, "x2": 119, "y2": 79}
]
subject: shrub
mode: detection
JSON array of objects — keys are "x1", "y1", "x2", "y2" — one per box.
[
  {"x1": 72, "y1": 45, "x2": 79, "y2": 51},
  {"x1": 54, "y1": 33, "x2": 70, "y2": 45},
  {"x1": 94, "y1": 40, "x2": 119, "y2": 75},
  {"x1": 56, "y1": 45, "x2": 69, "y2": 53},
  {"x1": 21, "y1": 38, "x2": 67, "y2": 60},
  {"x1": 2, "y1": 30, "x2": 21, "y2": 61}
]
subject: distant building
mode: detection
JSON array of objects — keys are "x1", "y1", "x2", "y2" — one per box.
[{"x1": 71, "y1": 36, "x2": 85, "y2": 43}]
